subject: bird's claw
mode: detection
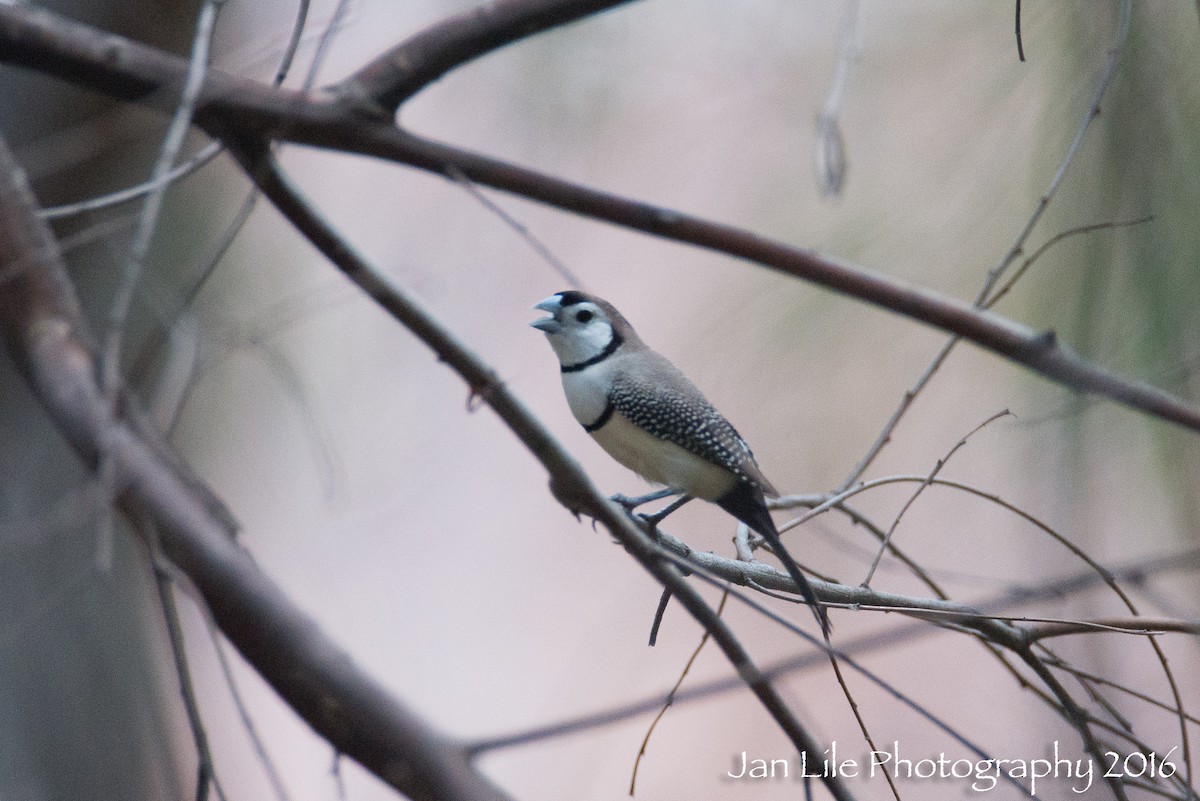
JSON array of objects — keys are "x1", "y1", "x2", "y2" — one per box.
[
  {"x1": 610, "y1": 493, "x2": 641, "y2": 513},
  {"x1": 609, "y1": 488, "x2": 678, "y2": 514},
  {"x1": 635, "y1": 511, "x2": 663, "y2": 538}
]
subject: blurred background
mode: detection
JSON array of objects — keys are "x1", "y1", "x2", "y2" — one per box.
[{"x1": 2, "y1": 1, "x2": 1198, "y2": 799}]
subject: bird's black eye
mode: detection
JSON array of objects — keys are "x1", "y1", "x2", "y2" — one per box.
[{"x1": 575, "y1": 310, "x2": 594, "y2": 323}]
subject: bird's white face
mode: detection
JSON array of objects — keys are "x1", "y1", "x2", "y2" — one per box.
[{"x1": 530, "y1": 293, "x2": 617, "y2": 366}]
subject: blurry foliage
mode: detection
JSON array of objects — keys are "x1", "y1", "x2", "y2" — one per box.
[{"x1": 1044, "y1": 6, "x2": 1200, "y2": 529}]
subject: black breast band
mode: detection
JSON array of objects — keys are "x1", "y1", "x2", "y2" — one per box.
[{"x1": 582, "y1": 400, "x2": 615, "y2": 432}]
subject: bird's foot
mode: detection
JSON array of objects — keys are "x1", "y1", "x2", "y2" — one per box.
[
  {"x1": 609, "y1": 488, "x2": 678, "y2": 514},
  {"x1": 637, "y1": 494, "x2": 694, "y2": 536},
  {"x1": 635, "y1": 512, "x2": 663, "y2": 540}
]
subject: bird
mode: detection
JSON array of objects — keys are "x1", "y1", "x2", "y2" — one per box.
[{"x1": 530, "y1": 290, "x2": 829, "y2": 635}]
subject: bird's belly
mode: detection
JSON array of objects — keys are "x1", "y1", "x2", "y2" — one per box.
[{"x1": 591, "y1": 413, "x2": 736, "y2": 501}]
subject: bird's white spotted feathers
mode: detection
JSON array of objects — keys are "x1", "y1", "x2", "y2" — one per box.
[{"x1": 604, "y1": 349, "x2": 776, "y2": 498}]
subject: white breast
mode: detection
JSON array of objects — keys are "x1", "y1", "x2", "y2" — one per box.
[{"x1": 560, "y1": 361, "x2": 618, "y2": 425}]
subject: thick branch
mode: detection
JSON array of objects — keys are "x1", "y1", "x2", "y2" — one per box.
[
  {"x1": 0, "y1": 138, "x2": 513, "y2": 801},
  {"x1": 1, "y1": 5, "x2": 1199, "y2": 433},
  {"x1": 338, "y1": 0, "x2": 636, "y2": 114},
  {"x1": 377, "y1": 132, "x2": 1200, "y2": 434},
  {"x1": 0, "y1": 4, "x2": 348, "y2": 134}
]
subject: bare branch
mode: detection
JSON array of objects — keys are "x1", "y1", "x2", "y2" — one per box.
[
  {"x1": 0, "y1": 135, "x2": 514, "y2": 801},
  {"x1": 838, "y1": 0, "x2": 1133, "y2": 490},
  {"x1": 1026, "y1": 617, "x2": 1200, "y2": 641},
  {"x1": 143, "y1": 519, "x2": 231, "y2": 801},
  {"x1": 5, "y1": 6, "x2": 1195, "y2": 797},
  {"x1": 985, "y1": 216, "x2": 1155, "y2": 310},
  {"x1": 814, "y1": 0, "x2": 860, "y2": 197},
  {"x1": 629, "y1": 591, "x2": 729, "y2": 796},
  {"x1": 336, "y1": 0, "x2": 638, "y2": 115},
  {"x1": 983, "y1": 0, "x2": 1132, "y2": 301},
  {"x1": 469, "y1": 543, "x2": 1200, "y2": 753},
  {"x1": 1, "y1": 5, "x2": 1199, "y2": 435},
  {"x1": 861, "y1": 409, "x2": 1011, "y2": 587},
  {"x1": 224, "y1": 143, "x2": 857, "y2": 801}
]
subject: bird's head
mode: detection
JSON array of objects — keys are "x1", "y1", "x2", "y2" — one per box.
[{"x1": 530, "y1": 291, "x2": 634, "y2": 367}]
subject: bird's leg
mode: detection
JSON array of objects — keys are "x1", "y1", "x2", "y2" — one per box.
[
  {"x1": 638, "y1": 494, "x2": 693, "y2": 534},
  {"x1": 610, "y1": 487, "x2": 678, "y2": 513}
]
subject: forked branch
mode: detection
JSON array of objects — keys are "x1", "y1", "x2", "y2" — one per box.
[{"x1": 0, "y1": 4, "x2": 1198, "y2": 433}]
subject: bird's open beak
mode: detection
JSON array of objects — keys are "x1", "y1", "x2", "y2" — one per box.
[{"x1": 530, "y1": 296, "x2": 562, "y2": 333}]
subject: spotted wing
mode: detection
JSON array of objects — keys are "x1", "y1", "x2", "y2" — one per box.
[{"x1": 608, "y1": 353, "x2": 777, "y2": 496}]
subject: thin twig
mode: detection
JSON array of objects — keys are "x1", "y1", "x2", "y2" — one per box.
[
  {"x1": 985, "y1": 216, "x2": 1155, "y2": 310},
  {"x1": 101, "y1": 0, "x2": 221, "y2": 398},
  {"x1": 629, "y1": 590, "x2": 729, "y2": 796},
  {"x1": 41, "y1": 142, "x2": 223, "y2": 221},
  {"x1": 274, "y1": 0, "x2": 311, "y2": 87},
  {"x1": 233, "y1": 145, "x2": 855, "y2": 801},
  {"x1": 446, "y1": 165, "x2": 584, "y2": 289},
  {"x1": 1042, "y1": 658, "x2": 1200, "y2": 728},
  {"x1": 837, "y1": 0, "x2": 1135, "y2": 488},
  {"x1": 1025, "y1": 617, "x2": 1200, "y2": 640},
  {"x1": 0, "y1": 134, "x2": 515, "y2": 801},
  {"x1": 814, "y1": 0, "x2": 860, "y2": 197},
  {"x1": 825, "y1": 636, "x2": 903, "y2": 801},
  {"x1": 1015, "y1": 0, "x2": 1025, "y2": 62},
  {"x1": 468, "y1": 544, "x2": 1200, "y2": 753},
  {"x1": 862, "y1": 409, "x2": 1011, "y2": 587},
  {"x1": 204, "y1": 617, "x2": 294, "y2": 801},
  {"x1": 984, "y1": 0, "x2": 1133, "y2": 301},
  {"x1": 141, "y1": 518, "x2": 230, "y2": 801}
]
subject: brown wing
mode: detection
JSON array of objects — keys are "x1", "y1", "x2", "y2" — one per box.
[{"x1": 608, "y1": 352, "x2": 778, "y2": 496}]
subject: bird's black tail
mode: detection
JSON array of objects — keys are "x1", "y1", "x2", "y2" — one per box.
[{"x1": 717, "y1": 482, "x2": 831, "y2": 637}]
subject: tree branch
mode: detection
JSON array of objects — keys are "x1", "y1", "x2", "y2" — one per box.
[
  {"x1": 0, "y1": 136, "x2": 515, "y2": 801},
  {"x1": 1, "y1": 4, "x2": 1198, "y2": 434},
  {"x1": 1025, "y1": 617, "x2": 1200, "y2": 641},
  {"x1": 228, "y1": 140, "x2": 856, "y2": 801},
  {"x1": 337, "y1": 0, "x2": 637, "y2": 115}
]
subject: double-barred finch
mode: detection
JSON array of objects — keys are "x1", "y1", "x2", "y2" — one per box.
[{"x1": 531, "y1": 290, "x2": 830, "y2": 635}]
